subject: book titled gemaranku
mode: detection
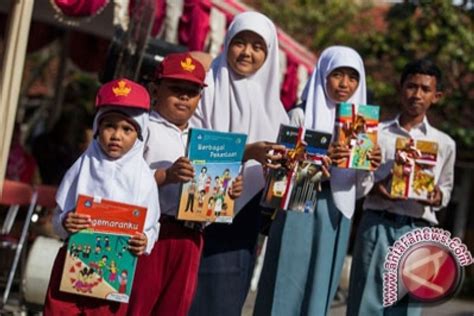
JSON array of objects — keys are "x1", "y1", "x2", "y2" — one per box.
[
  {"x1": 176, "y1": 128, "x2": 247, "y2": 223},
  {"x1": 59, "y1": 195, "x2": 147, "y2": 303},
  {"x1": 335, "y1": 102, "x2": 380, "y2": 170}
]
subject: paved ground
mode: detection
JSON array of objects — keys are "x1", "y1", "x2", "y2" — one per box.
[
  {"x1": 1, "y1": 288, "x2": 473, "y2": 315},
  {"x1": 242, "y1": 290, "x2": 474, "y2": 316},
  {"x1": 2, "y1": 278, "x2": 473, "y2": 315}
]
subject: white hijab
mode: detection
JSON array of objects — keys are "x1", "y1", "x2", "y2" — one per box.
[
  {"x1": 191, "y1": 11, "x2": 289, "y2": 212},
  {"x1": 56, "y1": 107, "x2": 159, "y2": 214},
  {"x1": 302, "y1": 46, "x2": 367, "y2": 219}
]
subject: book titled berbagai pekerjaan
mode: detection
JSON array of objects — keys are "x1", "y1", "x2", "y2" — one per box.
[
  {"x1": 59, "y1": 195, "x2": 147, "y2": 303},
  {"x1": 176, "y1": 128, "x2": 247, "y2": 223}
]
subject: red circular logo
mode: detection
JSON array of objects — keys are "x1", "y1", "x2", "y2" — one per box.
[{"x1": 400, "y1": 242, "x2": 461, "y2": 303}]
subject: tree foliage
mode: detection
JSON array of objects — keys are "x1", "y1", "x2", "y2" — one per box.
[
  {"x1": 249, "y1": 0, "x2": 474, "y2": 160},
  {"x1": 249, "y1": 0, "x2": 365, "y2": 51},
  {"x1": 360, "y1": 1, "x2": 474, "y2": 160}
]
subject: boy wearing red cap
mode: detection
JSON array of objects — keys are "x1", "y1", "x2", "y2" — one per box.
[
  {"x1": 126, "y1": 53, "x2": 243, "y2": 316},
  {"x1": 44, "y1": 78, "x2": 160, "y2": 315}
]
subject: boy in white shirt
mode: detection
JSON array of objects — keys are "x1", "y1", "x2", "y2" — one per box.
[
  {"x1": 347, "y1": 59, "x2": 456, "y2": 316},
  {"x1": 126, "y1": 53, "x2": 243, "y2": 316}
]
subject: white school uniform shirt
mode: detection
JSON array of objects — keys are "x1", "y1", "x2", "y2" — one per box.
[
  {"x1": 363, "y1": 116, "x2": 456, "y2": 224},
  {"x1": 53, "y1": 107, "x2": 161, "y2": 254},
  {"x1": 302, "y1": 45, "x2": 374, "y2": 219},
  {"x1": 144, "y1": 111, "x2": 188, "y2": 217},
  {"x1": 190, "y1": 11, "x2": 290, "y2": 213}
]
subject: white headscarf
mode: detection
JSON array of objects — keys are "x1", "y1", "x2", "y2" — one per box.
[
  {"x1": 191, "y1": 11, "x2": 289, "y2": 212},
  {"x1": 302, "y1": 46, "x2": 367, "y2": 219},
  {"x1": 56, "y1": 107, "x2": 159, "y2": 214}
]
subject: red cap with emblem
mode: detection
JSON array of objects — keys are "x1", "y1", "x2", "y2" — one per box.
[
  {"x1": 95, "y1": 78, "x2": 150, "y2": 110},
  {"x1": 155, "y1": 53, "x2": 207, "y2": 87}
]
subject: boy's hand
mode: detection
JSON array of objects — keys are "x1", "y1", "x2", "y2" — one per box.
[
  {"x1": 228, "y1": 175, "x2": 243, "y2": 200},
  {"x1": 372, "y1": 176, "x2": 407, "y2": 202},
  {"x1": 165, "y1": 157, "x2": 195, "y2": 184},
  {"x1": 244, "y1": 141, "x2": 286, "y2": 169},
  {"x1": 368, "y1": 144, "x2": 382, "y2": 170},
  {"x1": 63, "y1": 211, "x2": 91, "y2": 234},
  {"x1": 419, "y1": 186, "x2": 442, "y2": 207},
  {"x1": 128, "y1": 233, "x2": 147, "y2": 256},
  {"x1": 328, "y1": 142, "x2": 350, "y2": 166}
]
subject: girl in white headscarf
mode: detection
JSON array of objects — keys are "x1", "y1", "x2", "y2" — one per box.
[
  {"x1": 189, "y1": 11, "x2": 289, "y2": 316},
  {"x1": 254, "y1": 46, "x2": 381, "y2": 316},
  {"x1": 44, "y1": 79, "x2": 160, "y2": 315}
]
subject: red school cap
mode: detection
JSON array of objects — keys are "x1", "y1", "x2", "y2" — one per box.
[
  {"x1": 155, "y1": 53, "x2": 207, "y2": 87},
  {"x1": 52, "y1": 0, "x2": 109, "y2": 17},
  {"x1": 95, "y1": 78, "x2": 150, "y2": 111}
]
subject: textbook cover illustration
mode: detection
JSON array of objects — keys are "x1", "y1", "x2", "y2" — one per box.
[
  {"x1": 390, "y1": 138, "x2": 438, "y2": 201},
  {"x1": 335, "y1": 102, "x2": 380, "y2": 170},
  {"x1": 177, "y1": 128, "x2": 247, "y2": 223},
  {"x1": 261, "y1": 124, "x2": 331, "y2": 212},
  {"x1": 60, "y1": 195, "x2": 147, "y2": 303}
]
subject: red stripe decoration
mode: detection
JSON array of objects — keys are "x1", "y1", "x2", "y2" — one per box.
[{"x1": 280, "y1": 127, "x2": 306, "y2": 209}]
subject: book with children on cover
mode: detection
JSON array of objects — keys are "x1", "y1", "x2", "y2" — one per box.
[
  {"x1": 335, "y1": 102, "x2": 380, "y2": 170},
  {"x1": 176, "y1": 128, "x2": 247, "y2": 223},
  {"x1": 59, "y1": 195, "x2": 147, "y2": 303},
  {"x1": 261, "y1": 124, "x2": 331, "y2": 213},
  {"x1": 390, "y1": 138, "x2": 438, "y2": 201}
]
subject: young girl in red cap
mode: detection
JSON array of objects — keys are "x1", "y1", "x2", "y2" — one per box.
[{"x1": 43, "y1": 78, "x2": 161, "y2": 316}]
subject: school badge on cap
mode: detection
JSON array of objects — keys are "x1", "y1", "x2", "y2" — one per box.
[
  {"x1": 181, "y1": 57, "x2": 196, "y2": 72},
  {"x1": 95, "y1": 78, "x2": 150, "y2": 111},
  {"x1": 155, "y1": 53, "x2": 207, "y2": 87},
  {"x1": 112, "y1": 80, "x2": 132, "y2": 97}
]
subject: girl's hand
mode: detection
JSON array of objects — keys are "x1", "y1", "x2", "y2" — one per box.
[
  {"x1": 128, "y1": 233, "x2": 148, "y2": 256},
  {"x1": 321, "y1": 155, "x2": 332, "y2": 179},
  {"x1": 165, "y1": 157, "x2": 195, "y2": 184},
  {"x1": 63, "y1": 211, "x2": 91, "y2": 234},
  {"x1": 244, "y1": 141, "x2": 286, "y2": 169},
  {"x1": 368, "y1": 144, "x2": 382, "y2": 170},
  {"x1": 327, "y1": 142, "x2": 350, "y2": 166},
  {"x1": 228, "y1": 175, "x2": 244, "y2": 200}
]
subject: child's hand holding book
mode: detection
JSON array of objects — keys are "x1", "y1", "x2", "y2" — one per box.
[
  {"x1": 63, "y1": 211, "x2": 91, "y2": 234},
  {"x1": 166, "y1": 157, "x2": 195, "y2": 184},
  {"x1": 367, "y1": 144, "x2": 382, "y2": 170},
  {"x1": 418, "y1": 186, "x2": 442, "y2": 207},
  {"x1": 373, "y1": 175, "x2": 407, "y2": 201},
  {"x1": 243, "y1": 141, "x2": 286, "y2": 169},
  {"x1": 328, "y1": 142, "x2": 350, "y2": 166},
  {"x1": 156, "y1": 157, "x2": 195, "y2": 185},
  {"x1": 320, "y1": 156, "x2": 332, "y2": 182},
  {"x1": 128, "y1": 233, "x2": 148, "y2": 256},
  {"x1": 228, "y1": 175, "x2": 243, "y2": 200}
]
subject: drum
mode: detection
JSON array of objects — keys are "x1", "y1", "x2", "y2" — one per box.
[
  {"x1": 339, "y1": 255, "x2": 353, "y2": 292},
  {"x1": 22, "y1": 236, "x2": 63, "y2": 305}
]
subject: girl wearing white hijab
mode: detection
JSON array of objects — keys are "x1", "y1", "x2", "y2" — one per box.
[
  {"x1": 45, "y1": 79, "x2": 160, "y2": 315},
  {"x1": 189, "y1": 11, "x2": 289, "y2": 316},
  {"x1": 254, "y1": 46, "x2": 380, "y2": 316}
]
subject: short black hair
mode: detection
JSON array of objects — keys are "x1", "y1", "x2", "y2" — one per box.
[{"x1": 400, "y1": 59, "x2": 443, "y2": 91}]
